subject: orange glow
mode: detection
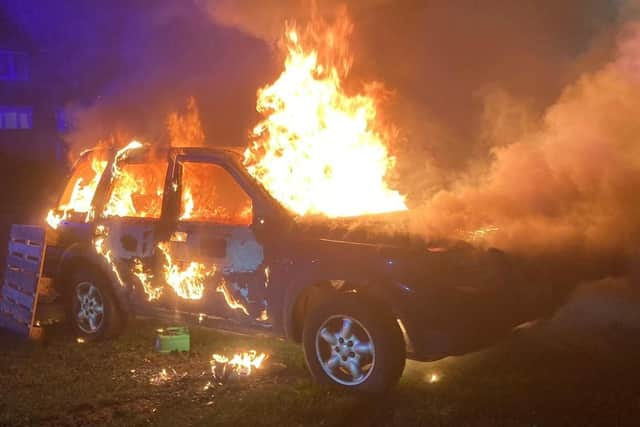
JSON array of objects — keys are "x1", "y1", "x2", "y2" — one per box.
[
  {"x1": 211, "y1": 350, "x2": 267, "y2": 377},
  {"x1": 46, "y1": 152, "x2": 108, "y2": 229},
  {"x1": 179, "y1": 162, "x2": 253, "y2": 225},
  {"x1": 167, "y1": 97, "x2": 204, "y2": 147},
  {"x1": 102, "y1": 141, "x2": 169, "y2": 219},
  {"x1": 244, "y1": 13, "x2": 406, "y2": 217},
  {"x1": 103, "y1": 161, "x2": 167, "y2": 218}
]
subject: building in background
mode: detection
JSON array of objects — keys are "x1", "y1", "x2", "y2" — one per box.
[{"x1": 0, "y1": 3, "x2": 68, "y2": 163}]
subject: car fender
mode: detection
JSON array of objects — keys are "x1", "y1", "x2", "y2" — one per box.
[
  {"x1": 55, "y1": 243, "x2": 131, "y2": 312},
  {"x1": 278, "y1": 253, "x2": 410, "y2": 341}
]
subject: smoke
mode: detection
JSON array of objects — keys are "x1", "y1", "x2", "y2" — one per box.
[
  {"x1": 551, "y1": 277, "x2": 640, "y2": 332},
  {"x1": 410, "y1": 19, "x2": 640, "y2": 263}
]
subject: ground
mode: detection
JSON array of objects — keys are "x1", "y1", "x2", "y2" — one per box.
[{"x1": 0, "y1": 304, "x2": 639, "y2": 427}]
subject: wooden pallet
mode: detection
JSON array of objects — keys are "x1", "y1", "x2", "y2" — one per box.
[{"x1": 0, "y1": 225, "x2": 46, "y2": 338}]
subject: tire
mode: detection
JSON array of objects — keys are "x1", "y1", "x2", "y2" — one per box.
[
  {"x1": 302, "y1": 293, "x2": 406, "y2": 393},
  {"x1": 66, "y1": 267, "x2": 124, "y2": 341}
]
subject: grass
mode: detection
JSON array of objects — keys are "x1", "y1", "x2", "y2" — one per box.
[{"x1": 0, "y1": 317, "x2": 639, "y2": 426}]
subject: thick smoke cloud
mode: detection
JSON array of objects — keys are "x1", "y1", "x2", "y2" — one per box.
[{"x1": 411, "y1": 19, "x2": 640, "y2": 261}]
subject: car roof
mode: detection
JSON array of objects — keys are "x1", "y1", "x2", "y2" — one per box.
[{"x1": 171, "y1": 146, "x2": 245, "y2": 158}]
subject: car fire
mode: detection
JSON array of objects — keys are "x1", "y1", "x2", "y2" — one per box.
[
  {"x1": 2, "y1": 1, "x2": 640, "y2": 425},
  {"x1": 243, "y1": 13, "x2": 407, "y2": 218}
]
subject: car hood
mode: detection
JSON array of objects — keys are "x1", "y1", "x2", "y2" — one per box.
[{"x1": 292, "y1": 210, "x2": 464, "y2": 253}]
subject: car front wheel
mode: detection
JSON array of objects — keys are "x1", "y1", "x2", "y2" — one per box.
[{"x1": 302, "y1": 294, "x2": 406, "y2": 393}]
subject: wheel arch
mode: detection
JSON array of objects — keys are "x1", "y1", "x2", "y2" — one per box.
[
  {"x1": 284, "y1": 278, "x2": 406, "y2": 346},
  {"x1": 55, "y1": 244, "x2": 130, "y2": 312}
]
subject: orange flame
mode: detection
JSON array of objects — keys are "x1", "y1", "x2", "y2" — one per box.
[
  {"x1": 132, "y1": 258, "x2": 163, "y2": 301},
  {"x1": 244, "y1": 13, "x2": 406, "y2": 217},
  {"x1": 102, "y1": 141, "x2": 166, "y2": 219},
  {"x1": 46, "y1": 153, "x2": 108, "y2": 229},
  {"x1": 157, "y1": 242, "x2": 214, "y2": 300},
  {"x1": 215, "y1": 281, "x2": 249, "y2": 316},
  {"x1": 93, "y1": 224, "x2": 125, "y2": 287},
  {"x1": 211, "y1": 350, "x2": 267, "y2": 377}
]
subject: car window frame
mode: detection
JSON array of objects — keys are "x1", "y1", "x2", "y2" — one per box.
[
  {"x1": 172, "y1": 155, "x2": 256, "y2": 228},
  {"x1": 96, "y1": 157, "x2": 171, "y2": 222}
]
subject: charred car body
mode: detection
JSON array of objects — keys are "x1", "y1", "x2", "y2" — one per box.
[{"x1": 44, "y1": 145, "x2": 543, "y2": 392}]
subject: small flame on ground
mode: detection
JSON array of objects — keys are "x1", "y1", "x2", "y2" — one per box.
[
  {"x1": 428, "y1": 373, "x2": 440, "y2": 383},
  {"x1": 149, "y1": 367, "x2": 187, "y2": 386},
  {"x1": 76, "y1": 337, "x2": 85, "y2": 344},
  {"x1": 210, "y1": 350, "x2": 267, "y2": 379}
]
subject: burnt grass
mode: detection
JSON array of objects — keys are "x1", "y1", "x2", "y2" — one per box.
[{"x1": 0, "y1": 317, "x2": 638, "y2": 427}]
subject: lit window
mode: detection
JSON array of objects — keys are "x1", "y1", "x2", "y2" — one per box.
[
  {"x1": 179, "y1": 162, "x2": 253, "y2": 226},
  {"x1": 0, "y1": 107, "x2": 32, "y2": 130},
  {"x1": 0, "y1": 50, "x2": 29, "y2": 81}
]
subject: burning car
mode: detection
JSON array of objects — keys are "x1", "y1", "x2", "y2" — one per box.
[{"x1": 41, "y1": 142, "x2": 536, "y2": 393}]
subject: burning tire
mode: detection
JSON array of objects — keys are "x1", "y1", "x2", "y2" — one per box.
[
  {"x1": 302, "y1": 294, "x2": 406, "y2": 393},
  {"x1": 67, "y1": 268, "x2": 123, "y2": 341}
]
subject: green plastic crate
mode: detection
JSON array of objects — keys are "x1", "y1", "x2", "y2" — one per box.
[{"x1": 155, "y1": 326, "x2": 190, "y2": 353}]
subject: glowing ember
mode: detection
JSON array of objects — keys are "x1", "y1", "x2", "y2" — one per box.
[
  {"x1": 149, "y1": 368, "x2": 187, "y2": 386},
  {"x1": 211, "y1": 350, "x2": 267, "y2": 380},
  {"x1": 157, "y1": 242, "x2": 214, "y2": 300},
  {"x1": 244, "y1": 13, "x2": 406, "y2": 217}
]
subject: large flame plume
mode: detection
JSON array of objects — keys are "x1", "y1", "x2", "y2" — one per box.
[{"x1": 243, "y1": 13, "x2": 406, "y2": 217}]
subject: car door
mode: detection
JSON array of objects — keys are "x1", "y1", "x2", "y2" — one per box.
[
  {"x1": 92, "y1": 156, "x2": 170, "y2": 306},
  {"x1": 156, "y1": 155, "x2": 270, "y2": 325}
]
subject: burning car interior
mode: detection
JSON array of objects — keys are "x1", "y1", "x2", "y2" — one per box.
[{"x1": 1, "y1": 1, "x2": 639, "y2": 425}]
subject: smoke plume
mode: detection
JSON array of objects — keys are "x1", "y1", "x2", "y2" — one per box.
[{"x1": 412, "y1": 20, "x2": 640, "y2": 262}]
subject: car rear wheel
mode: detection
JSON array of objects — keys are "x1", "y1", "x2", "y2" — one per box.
[
  {"x1": 68, "y1": 268, "x2": 123, "y2": 341},
  {"x1": 302, "y1": 294, "x2": 406, "y2": 393}
]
